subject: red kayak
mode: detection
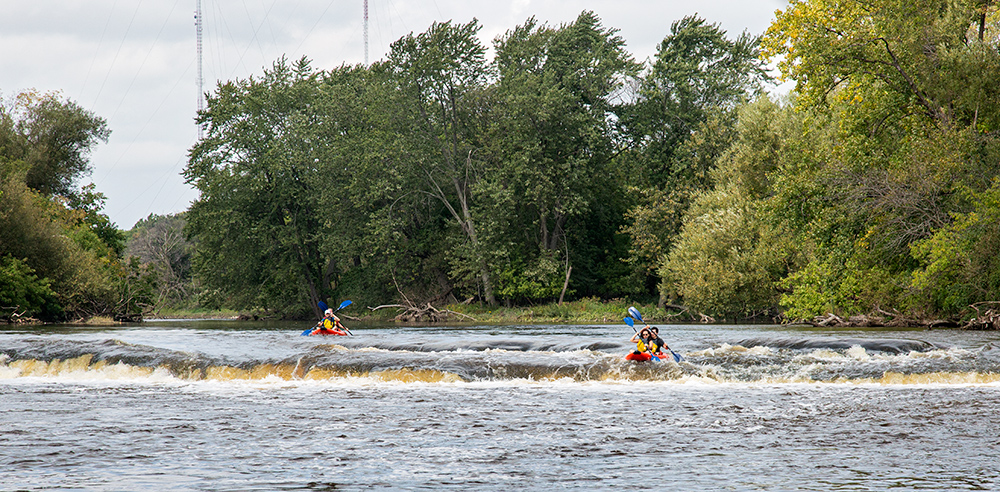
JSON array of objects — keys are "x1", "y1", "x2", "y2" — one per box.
[
  {"x1": 307, "y1": 328, "x2": 348, "y2": 336},
  {"x1": 625, "y1": 352, "x2": 667, "y2": 362}
]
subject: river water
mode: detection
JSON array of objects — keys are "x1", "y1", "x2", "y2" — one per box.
[{"x1": 2, "y1": 320, "x2": 998, "y2": 491}]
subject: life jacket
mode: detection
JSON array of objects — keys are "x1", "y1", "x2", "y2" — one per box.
[
  {"x1": 636, "y1": 339, "x2": 647, "y2": 352},
  {"x1": 647, "y1": 340, "x2": 660, "y2": 353}
]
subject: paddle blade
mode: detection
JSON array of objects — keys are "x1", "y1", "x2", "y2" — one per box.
[
  {"x1": 628, "y1": 306, "x2": 644, "y2": 322},
  {"x1": 337, "y1": 300, "x2": 352, "y2": 311},
  {"x1": 624, "y1": 317, "x2": 634, "y2": 327},
  {"x1": 301, "y1": 328, "x2": 313, "y2": 336},
  {"x1": 318, "y1": 301, "x2": 329, "y2": 312},
  {"x1": 671, "y1": 351, "x2": 683, "y2": 363}
]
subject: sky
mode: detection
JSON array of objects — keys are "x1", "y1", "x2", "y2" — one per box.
[{"x1": 0, "y1": 0, "x2": 788, "y2": 230}]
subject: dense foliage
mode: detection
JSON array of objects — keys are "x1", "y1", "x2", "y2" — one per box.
[
  {"x1": 663, "y1": 0, "x2": 1000, "y2": 321},
  {"x1": 184, "y1": 4, "x2": 1000, "y2": 322},
  {"x1": 183, "y1": 12, "x2": 767, "y2": 317},
  {"x1": 1, "y1": 90, "x2": 151, "y2": 322}
]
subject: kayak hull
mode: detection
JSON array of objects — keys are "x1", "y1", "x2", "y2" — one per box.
[
  {"x1": 308, "y1": 329, "x2": 348, "y2": 336},
  {"x1": 625, "y1": 352, "x2": 668, "y2": 362}
]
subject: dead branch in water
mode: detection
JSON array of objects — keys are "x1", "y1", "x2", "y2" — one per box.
[
  {"x1": 368, "y1": 302, "x2": 476, "y2": 323},
  {"x1": 964, "y1": 302, "x2": 1000, "y2": 330}
]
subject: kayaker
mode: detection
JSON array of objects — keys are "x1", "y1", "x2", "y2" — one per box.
[
  {"x1": 630, "y1": 327, "x2": 653, "y2": 355},
  {"x1": 647, "y1": 326, "x2": 670, "y2": 358},
  {"x1": 311, "y1": 308, "x2": 347, "y2": 335}
]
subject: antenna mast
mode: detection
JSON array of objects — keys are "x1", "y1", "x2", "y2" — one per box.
[
  {"x1": 364, "y1": 0, "x2": 368, "y2": 65},
  {"x1": 195, "y1": 0, "x2": 204, "y2": 139}
]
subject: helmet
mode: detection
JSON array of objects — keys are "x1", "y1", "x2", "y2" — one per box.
[{"x1": 325, "y1": 308, "x2": 334, "y2": 316}]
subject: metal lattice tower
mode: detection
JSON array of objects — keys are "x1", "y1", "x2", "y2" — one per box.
[
  {"x1": 195, "y1": 0, "x2": 204, "y2": 139},
  {"x1": 364, "y1": 0, "x2": 369, "y2": 65}
]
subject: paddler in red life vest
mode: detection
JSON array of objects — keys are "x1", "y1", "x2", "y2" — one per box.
[{"x1": 311, "y1": 308, "x2": 347, "y2": 335}]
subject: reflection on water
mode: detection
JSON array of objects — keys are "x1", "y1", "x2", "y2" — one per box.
[{"x1": 1, "y1": 321, "x2": 998, "y2": 490}]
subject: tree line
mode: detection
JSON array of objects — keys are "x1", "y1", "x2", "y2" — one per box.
[
  {"x1": 182, "y1": 11, "x2": 768, "y2": 319},
  {"x1": 5, "y1": 2, "x2": 1000, "y2": 324}
]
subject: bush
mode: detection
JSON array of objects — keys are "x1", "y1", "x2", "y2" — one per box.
[
  {"x1": 910, "y1": 180, "x2": 1000, "y2": 316},
  {"x1": 0, "y1": 255, "x2": 62, "y2": 320}
]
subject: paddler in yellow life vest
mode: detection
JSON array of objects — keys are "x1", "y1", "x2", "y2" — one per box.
[
  {"x1": 630, "y1": 327, "x2": 654, "y2": 355},
  {"x1": 311, "y1": 308, "x2": 347, "y2": 335}
]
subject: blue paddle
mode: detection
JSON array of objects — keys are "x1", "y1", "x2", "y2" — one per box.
[
  {"x1": 302, "y1": 300, "x2": 354, "y2": 336},
  {"x1": 628, "y1": 306, "x2": 682, "y2": 362}
]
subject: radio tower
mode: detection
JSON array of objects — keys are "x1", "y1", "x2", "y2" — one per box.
[
  {"x1": 195, "y1": 0, "x2": 204, "y2": 139},
  {"x1": 364, "y1": 0, "x2": 369, "y2": 65}
]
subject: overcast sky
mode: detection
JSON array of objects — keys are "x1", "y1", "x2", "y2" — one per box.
[{"x1": 0, "y1": 0, "x2": 787, "y2": 229}]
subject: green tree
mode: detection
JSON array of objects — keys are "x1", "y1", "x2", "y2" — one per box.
[
  {"x1": 910, "y1": 178, "x2": 1000, "y2": 314},
  {"x1": 0, "y1": 255, "x2": 61, "y2": 321},
  {"x1": 624, "y1": 15, "x2": 769, "y2": 188},
  {"x1": 1, "y1": 89, "x2": 140, "y2": 321},
  {"x1": 663, "y1": 97, "x2": 803, "y2": 319},
  {"x1": 185, "y1": 57, "x2": 329, "y2": 316},
  {"x1": 310, "y1": 63, "x2": 427, "y2": 306},
  {"x1": 383, "y1": 19, "x2": 498, "y2": 304},
  {"x1": 760, "y1": 0, "x2": 1000, "y2": 320},
  {"x1": 764, "y1": 0, "x2": 1000, "y2": 130},
  {"x1": 1, "y1": 90, "x2": 111, "y2": 198},
  {"x1": 618, "y1": 16, "x2": 771, "y2": 302},
  {"x1": 483, "y1": 11, "x2": 640, "y2": 303}
]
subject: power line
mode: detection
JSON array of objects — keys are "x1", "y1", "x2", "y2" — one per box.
[{"x1": 91, "y1": 0, "x2": 144, "y2": 110}]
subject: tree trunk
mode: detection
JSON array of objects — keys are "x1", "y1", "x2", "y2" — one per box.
[{"x1": 558, "y1": 266, "x2": 572, "y2": 305}]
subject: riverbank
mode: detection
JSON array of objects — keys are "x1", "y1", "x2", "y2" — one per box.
[
  {"x1": 152, "y1": 298, "x2": 669, "y2": 325},
  {"x1": 17, "y1": 297, "x2": 996, "y2": 329}
]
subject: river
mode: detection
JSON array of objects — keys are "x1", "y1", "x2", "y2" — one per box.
[{"x1": 2, "y1": 320, "x2": 998, "y2": 491}]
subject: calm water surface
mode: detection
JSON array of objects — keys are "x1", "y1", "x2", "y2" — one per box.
[{"x1": 2, "y1": 320, "x2": 998, "y2": 491}]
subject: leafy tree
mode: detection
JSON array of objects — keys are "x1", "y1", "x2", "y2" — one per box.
[
  {"x1": 910, "y1": 178, "x2": 1000, "y2": 314},
  {"x1": 764, "y1": 0, "x2": 1000, "y2": 130},
  {"x1": 1, "y1": 90, "x2": 110, "y2": 198},
  {"x1": 759, "y1": 0, "x2": 1000, "y2": 319},
  {"x1": 185, "y1": 57, "x2": 329, "y2": 317},
  {"x1": 0, "y1": 173, "x2": 147, "y2": 320},
  {"x1": 484, "y1": 11, "x2": 640, "y2": 303},
  {"x1": 663, "y1": 97, "x2": 803, "y2": 319},
  {"x1": 1, "y1": 89, "x2": 142, "y2": 321},
  {"x1": 383, "y1": 19, "x2": 498, "y2": 304},
  {"x1": 624, "y1": 15, "x2": 769, "y2": 188},
  {"x1": 618, "y1": 16, "x2": 771, "y2": 302}
]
